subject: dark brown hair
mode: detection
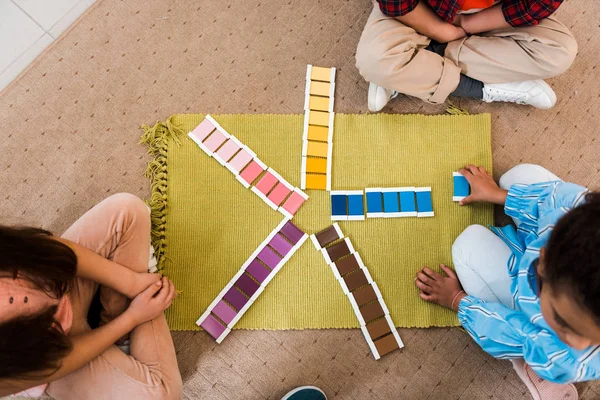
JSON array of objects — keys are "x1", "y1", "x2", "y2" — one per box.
[
  {"x1": 0, "y1": 226, "x2": 77, "y2": 380},
  {"x1": 545, "y1": 192, "x2": 600, "y2": 324}
]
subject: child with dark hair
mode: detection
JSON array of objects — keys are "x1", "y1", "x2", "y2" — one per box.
[
  {"x1": 0, "y1": 193, "x2": 182, "y2": 399},
  {"x1": 415, "y1": 164, "x2": 599, "y2": 399}
]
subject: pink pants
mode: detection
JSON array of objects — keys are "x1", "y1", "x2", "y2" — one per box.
[{"x1": 46, "y1": 193, "x2": 182, "y2": 400}]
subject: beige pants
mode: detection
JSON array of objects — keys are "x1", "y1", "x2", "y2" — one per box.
[
  {"x1": 46, "y1": 193, "x2": 182, "y2": 400},
  {"x1": 356, "y1": 4, "x2": 578, "y2": 104}
]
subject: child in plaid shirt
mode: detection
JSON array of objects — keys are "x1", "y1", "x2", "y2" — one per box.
[{"x1": 357, "y1": 0, "x2": 577, "y2": 111}]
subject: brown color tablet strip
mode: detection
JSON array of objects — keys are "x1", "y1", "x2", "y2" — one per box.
[
  {"x1": 315, "y1": 225, "x2": 342, "y2": 248},
  {"x1": 334, "y1": 254, "x2": 360, "y2": 276},
  {"x1": 326, "y1": 240, "x2": 351, "y2": 262},
  {"x1": 374, "y1": 334, "x2": 400, "y2": 357},
  {"x1": 343, "y1": 269, "x2": 369, "y2": 292},
  {"x1": 360, "y1": 301, "x2": 385, "y2": 323},
  {"x1": 366, "y1": 318, "x2": 392, "y2": 340},
  {"x1": 352, "y1": 285, "x2": 378, "y2": 307}
]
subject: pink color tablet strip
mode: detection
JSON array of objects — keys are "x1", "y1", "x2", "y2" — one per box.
[
  {"x1": 229, "y1": 148, "x2": 253, "y2": 172},
  {"x1": 254, "y1": 171, "x2": 278, "y2": 195},
  {"x1": 239, "y1": 160, "x2": 265, "y2": 185},
  {"x1": 215, "y1": 139, "x2": 241, "y2": 162},
  {"x1": 190, "y1": 118, "x2": 215, "y2": 141},
  {"x1": 267, "y1": 183, "x2": 292, "y2": 206},
  {"x1": 281, "y1": 190, "x2": 308, "y2": 217},
  {"x1": 203, "y1": 130, "x2": 228, "y2": 152}
]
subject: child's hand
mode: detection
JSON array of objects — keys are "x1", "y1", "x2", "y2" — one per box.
[
  {"x1": 126, "y1": 272, "x2": 162, "y2": 299},
  {"x1": 458, "y1": 165, "x2": 508, "y2": 206},
  {"x1": 126, "y1": 276, "x2": 177, "y2": 325},
  {"x1": 415, "y1": 265, "x2": 466, "y2": 311}
]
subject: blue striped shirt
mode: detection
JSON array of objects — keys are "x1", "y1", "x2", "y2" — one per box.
[{"x1": 457, "y1": 181, "x2": 600, "y2": 383}]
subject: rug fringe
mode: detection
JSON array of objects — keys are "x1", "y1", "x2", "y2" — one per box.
[
  {"x1": 140, "y1": 116, "x2": 184, "y2": 272},
  {"x1": 445, "y1": 103, "x2": 470, "y2": 115}
]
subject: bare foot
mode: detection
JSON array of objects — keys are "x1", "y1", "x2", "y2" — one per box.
[{"x1": 415, "y1": 265, "x2": 466, "y2": 311}]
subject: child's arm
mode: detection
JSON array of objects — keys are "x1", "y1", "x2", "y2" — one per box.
[
  {"x1": 56, "y1": 238, "x2": 160, "y2": 299},
  {"x1": 0, "y1": 277, "x2": 176, "y2": 397},
  {"x1": 458, "y1": 296, "x2": 588, "y2": 383},
  {"x1": 455, "y1": 5, "x2": 511, "y2": 34},
  {"x1": 505, "y1": 182, "x2": 588, "y2": 229},
  {"x1": 395, "y1": 2, "x2": 467, "y2": 43}
]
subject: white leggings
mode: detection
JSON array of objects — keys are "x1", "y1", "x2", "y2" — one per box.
[{"x1": 452, "y1": 164, "x2": 561, "y2": 307}]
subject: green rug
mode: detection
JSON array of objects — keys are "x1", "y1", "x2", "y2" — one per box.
[{"x1": 142, "y1": 113, "x2": 492, "y2": 331}]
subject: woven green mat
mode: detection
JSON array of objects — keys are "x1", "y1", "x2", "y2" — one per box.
[{"x1": 142, "y1": 113, "x2": 492, "y2": 331}]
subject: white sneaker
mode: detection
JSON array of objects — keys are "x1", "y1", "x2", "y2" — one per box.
[
  {"x1": 368, "y1": 82, "x2": 398, "y2": 112},
  {"x1": 482, "y1": 80, "x2": 557, "y2": 109}
]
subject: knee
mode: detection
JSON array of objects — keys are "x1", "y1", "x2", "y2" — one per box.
[
  {"x1": 452, "y1": 225, "x2": 488, "y2": 270},
  {"x1": 499, "y1": 164, "x2": 533, "y2": 190},
  {"x1": 547, "y1": 34, "x2": 578, "y2": 77},
  {"x1": 498, "y1": 163, "x2": 559, "y2": 190},
  {"x1": 102, "y1": 193, "x2": 150, "y2": 233},
  {"x1": 108, "y1": 193, "x2": 149, "y2": 217},
  {"x1": 355, "y1": 38, "x2": 413, "y2": 83}
]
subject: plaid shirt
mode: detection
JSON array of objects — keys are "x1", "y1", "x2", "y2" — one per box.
[{"x1": 376, "y1": 0, "x2": 563, "y2": 26}]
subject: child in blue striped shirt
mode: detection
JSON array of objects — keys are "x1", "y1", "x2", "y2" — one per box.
[{"x1": 415, "y1": 164, "x2": 599, "y2": 400}]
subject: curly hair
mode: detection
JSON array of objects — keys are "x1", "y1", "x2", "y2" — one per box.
[{"x1": 545, "y1": 192, "x2": 600, "y2": 323}]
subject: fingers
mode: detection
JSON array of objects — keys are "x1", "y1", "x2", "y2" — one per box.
[
  {"x1": 458, "y1": 195, "x2": 473, "y2": 206},
  {"x1": 416, "y1": 271, "x2": 433, "y2": 287},
  {"x1": 460, "y1": 165, "x2": 488, "y2": 178},
  {"x1": 458, "y1": 167, "x2": 471, "y2": 179},
  {"x1": 415, "y1": 279, "x2": 431, "y2": 292},
  {"x1": 422, "y1": 266, "x2": 441, "y2": 280},
  {"x1": 464, "y1": 164, "x2": 480, "y2": 175},
  {"x1": 143, "y1": 279, "x2": 163, "y2": 298},
  {"x1": 154, "y1": 277, "x2": 176, "y2": 309},
  {"x1": 166, "y1": 279, "x2": 176, "y2": 305},
  {"x1": 440, "y1": 264, "x2": 458, "y2": 279},
  {"x1": 419, "y1": 291, "x2": 435, "y2": 302}
]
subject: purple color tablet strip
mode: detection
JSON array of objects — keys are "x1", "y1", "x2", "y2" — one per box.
[
  {"x1": 268, "y1": 234, "x2": 293, "y2": 257},
  {"x1": 257, "y1": 246, "x2": 282, "y2": 269},
  {"x1": 279, "y1": 221, "x2": 305, "y2": 244},
  {"x1": 223, "y1": 287, "x2": 249, "y2": 311},
  {"x1": 211, "y1": 300, "x2": 237, "y2": 325},
  {"x1": 234, "y1": 273, "x2": 260, "y2": 297},
  {"x1": 200, "y1": 314, "x2": 227, "y2": 339},
  {"x1": 246, "y1": 259, "x2": 272, "y2": 283}
]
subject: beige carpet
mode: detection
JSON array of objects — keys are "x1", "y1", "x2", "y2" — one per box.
[{"x1": 1, "y1": 0, "x2": 599, "y2": 398}]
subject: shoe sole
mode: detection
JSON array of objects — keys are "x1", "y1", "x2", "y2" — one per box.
[
  {"x1": 535, "y1": 80, "x2": 557, "y2": 109},
  {"x1": 367, "y1": 83, "x2": 382, "y2": 113}
]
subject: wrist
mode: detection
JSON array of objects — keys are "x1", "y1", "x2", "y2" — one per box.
[
  {"x1": 492, "y1": 189, "x2": 508, "y2": 205},
  {"x1": 451, "y1": 291, "x2": 467, "y2": 311},
  {"x1": 123, "y1": 269, "x2": 139, "y2": 298},
  {"x1": 121, "y1": 309, "x2": 141, "y2": 328},
  {"x1": 459, "y1": 14, "x2": 473, "y2": 34}
]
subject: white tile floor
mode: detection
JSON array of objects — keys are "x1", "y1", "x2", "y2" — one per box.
[{"x1": 0, "y1": 0, "x2": 97, "y2": 92}]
